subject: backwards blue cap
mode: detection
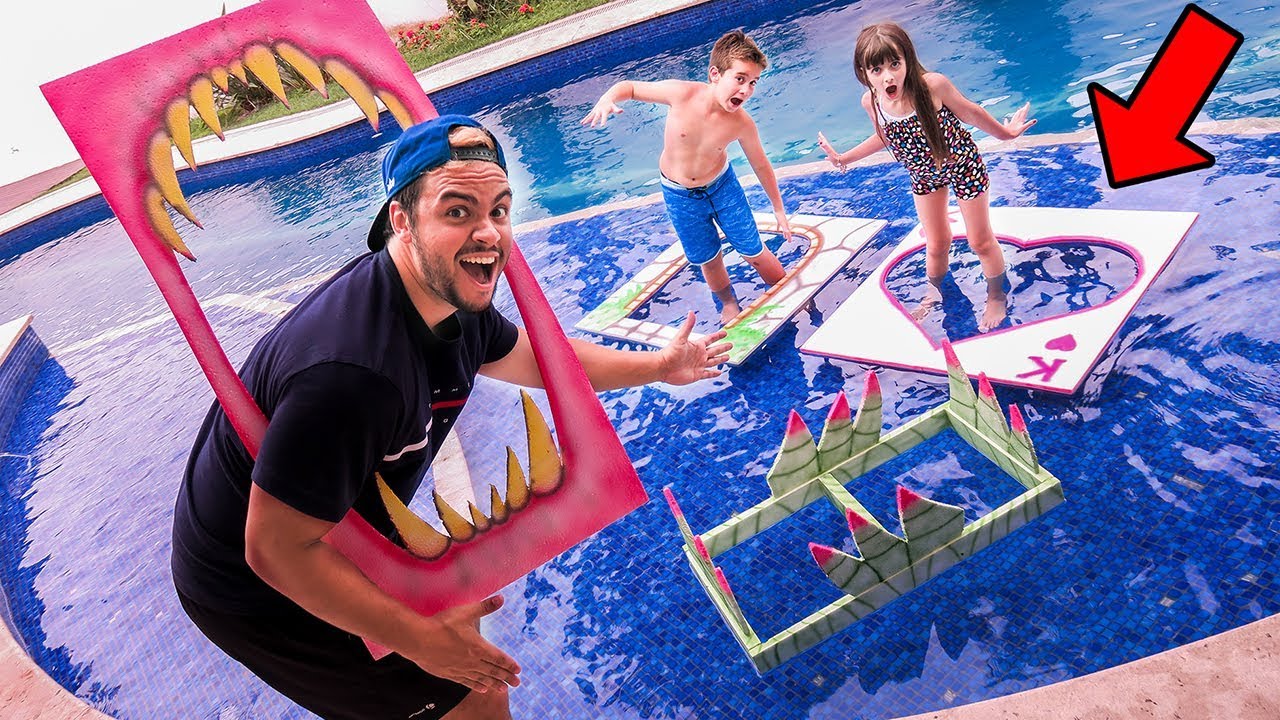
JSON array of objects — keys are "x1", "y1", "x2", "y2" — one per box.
[{"x1": 366, "y1": 114, "x2": 507, "y2": 250}]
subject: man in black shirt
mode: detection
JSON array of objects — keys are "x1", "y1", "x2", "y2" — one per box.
[{"x1": 172, "y1": 115, "x2": 730, "y2": 720}]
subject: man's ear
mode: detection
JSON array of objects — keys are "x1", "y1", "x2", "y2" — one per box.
[
  {"x1": 708, "y1": 65, "x2": 720, "y2": 82},
  {"x1": 387, "y1": 200, "x2": 412, "y2": 243}
]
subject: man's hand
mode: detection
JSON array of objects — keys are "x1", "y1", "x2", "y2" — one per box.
[
  {"x1": 817, "y1": 132, "x2": 846, "y2": 171},
  {"x1": 582, "y1": 98, "x2": 623, "y2": 128},
  {"x1": 658, "y1": 312, "x2": 732, "y2": 384},
  {"x1": 406, "y1": 595, "x2": 522, "y2": 694},
  {"x1": 1000, "y1": 103, "x2": 1036, "y2": 140},
  {"x1": 773, "y1": 210, "x2": 792, "y2": 240}
]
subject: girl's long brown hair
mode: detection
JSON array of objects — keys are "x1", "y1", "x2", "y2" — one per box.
[{"x1": 854, "y1": 23, "x2": 950, "y2": 167}]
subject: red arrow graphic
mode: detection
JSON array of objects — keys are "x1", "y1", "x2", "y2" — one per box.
[{"x1": 1088, "y1": 4, "x2": 1243, "y2": 188}]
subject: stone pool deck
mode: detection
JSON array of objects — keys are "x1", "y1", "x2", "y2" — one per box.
[{"x1": 1, "y1": 0, "x2": 1277, "y2": 716}]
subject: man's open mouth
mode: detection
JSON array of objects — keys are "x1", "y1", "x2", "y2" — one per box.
[
  {"x1": 460, "y1": 254, "x2": 500, "y2": 285},
  {"x1": 729, "y1": 97, "x2": 743, "y2": 107}
]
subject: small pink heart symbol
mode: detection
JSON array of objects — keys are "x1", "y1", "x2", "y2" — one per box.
[{"x1": 1045, "y1": 334, "x2": 1077, "y2": 352}]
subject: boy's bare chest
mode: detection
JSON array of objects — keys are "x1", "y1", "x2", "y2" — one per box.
[{"x1": 665, "y1": 108, "x2": 739, "y2": 150}]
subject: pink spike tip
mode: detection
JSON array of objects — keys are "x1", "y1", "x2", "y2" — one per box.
[
  {"x1": 827, "y1": 391, "x2": 851, "y2": 423},
  {"x1": 977, "y1": 372, "x2": 997, "y2": 399},
  {"x1": 785, "y1": 409, "x2": 809, "y2": 438},
  {"x1": 714, "y1": 567, "x2": 735, "y2": 598},
  {"x1": 809, "y1": 542, "x2": 837, "y2": 567},
  {"x1": 897, "y1": 485, "x2": 924, "y2": 513},
  {"x1": 693, "y1": 535, "x2": 711, "y2": 563},
  {"x1": 845, "y1": 507, "x2": 870, "y2": 531},
  {"x1": 865, "y1": 370, "x2": 881, "y2": 397},
  {"x1": 1009, "y1": 403, "x2": 1028, "y2": 434},
  {"x1": 662, "y1": 486, "x2": 684, "y2": 519},
  {"x1": 941, "y1": 340, "x2": 960, "y2": 368}
]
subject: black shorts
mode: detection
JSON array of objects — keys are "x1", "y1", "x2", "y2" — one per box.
[{"x1": 178, "y1": 591, "x2": 470, "y2": 720}]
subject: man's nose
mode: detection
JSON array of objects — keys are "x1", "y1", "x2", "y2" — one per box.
[{"x1": 473, "y1": 216, "x2": 502, "y2": 244}]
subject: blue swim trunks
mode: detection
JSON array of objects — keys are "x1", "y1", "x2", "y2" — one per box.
[{"x1": 660, "y1": 165, "x2": 765, "y2": 266}]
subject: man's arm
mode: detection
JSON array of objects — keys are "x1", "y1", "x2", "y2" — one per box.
[
  {"x1": 581, "y1": 80, "x2": 695, "y2": 127},
  {"x1": 736, "y1": 114, "x2": 791, "y2": 239},
  {"x1": 479, "y1": 312, "x2": 730, "y2": 390},
  {"x1": 244, "y1": 487, "x2": 519, "y2": 694},
  {"x1": 928, "y1": 73, "x2": 1035, "y2": 141}
]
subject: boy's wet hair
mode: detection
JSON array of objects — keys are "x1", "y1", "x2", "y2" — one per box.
[
  {"x1": 390, "y1": 125, "x2": 498, "y2": 237},
  {"x1": 710, "y1": 29, "x2": 768, "y2": 72},
  {"x1": 854, "y1": 22, "x2": 951, "y2": 167}
]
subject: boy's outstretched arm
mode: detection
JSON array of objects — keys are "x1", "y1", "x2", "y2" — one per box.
[
  {"x1": 582, "y1": 80, "x2": 692, "y2": 127},
  {"x1": 737, "y1": 115, "x2": 791, "y2": 239},
  {"x1": 928, "y1": 73, "x2": 1036, "y2": 140}
]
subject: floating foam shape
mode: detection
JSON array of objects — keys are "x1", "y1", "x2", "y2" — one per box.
[
  {"x1": 674, "y1": 363, "x2": 1066, "y2": 673},
  {"x1": 577, "y1": 214, "x2": 885, "y2": 365},
  {"x1": 800, "y1": 207, "x2": 1198, "y2": 394},
  {"x1": 764, "y1": 410, "x2": 820, "y2": 496},
  {"x1": 975, "y1": 373, "x2": 1012, "y2": 439},
  {"x1": 43, "y1": 0, "x2": 647, "y2": 659}
]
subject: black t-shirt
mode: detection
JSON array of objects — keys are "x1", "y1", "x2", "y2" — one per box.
[{"x1": 171, "y1": 250, "x2": 518, "y2": 614}]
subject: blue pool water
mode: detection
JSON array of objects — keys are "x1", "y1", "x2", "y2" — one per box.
[{"x1": 1, "y1": 0, "x2": 1279, "y2": 718}]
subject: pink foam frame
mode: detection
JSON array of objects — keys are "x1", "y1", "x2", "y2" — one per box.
[{"x1": 42, "y1": 0, "x2": 646, "y2": 653}]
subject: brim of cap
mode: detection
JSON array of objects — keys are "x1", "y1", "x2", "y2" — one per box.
[{"x1": 366, "y1": 200, "x2": 392, "y2": 251}]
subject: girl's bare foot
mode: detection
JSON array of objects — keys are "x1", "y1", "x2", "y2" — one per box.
[
  {"x1": 979, "y1": 296, "x2": 1008, "y2": 332},
  {"x1": 720, "y1": 302, "x2": 741, "y2": 325}
]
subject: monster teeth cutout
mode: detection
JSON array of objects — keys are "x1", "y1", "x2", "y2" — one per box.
[
  {"x1": 433, "y1": 492, "x2": 476, "y2": 542},
  {"x1": 210, "y1": 66, "x2": 231, "y2": 92},
  {"x1": 467, "y1": 502, "x2": 491, "y2": 533},
  {"x1": 189, "y1": 78, "x2": 224, "y2": 140},
  {"x1": 165, "y1": 100, "x2": 198, "y2": 170},
  {"x1": 376, "y1": 89, "x2": 414, "y2": 130},
  {"x1": 275, "y1": 42, "x2": 329, "y2": 98},
  {"x1": 143, "y1": 187, "x2": 197, "y2": 261},
  {"x1": 488, "y1": 485, "x2": 509, "y2": 524},
  {"x1": 46, "y1": 0, "x2": 647, "y2": 663},
  {"x1": 377, "y1": 474, "x2": 451, "y2": 560},
  {"x1": 147, "y1": 134, "x2": 201, "y2": 228},
  {"x1": 243, "y1": 44, "x2": 291, "y2": 106},
  {"x1": 504, "y1": 446, "x2": 531, "y2": 511},
  {"x1": 522, "y1": 391, "x2": 563, "y2": 495},
  {"x1": 323, "y1": 58, "x2": 380, "y2": 130},
  {"x1": 227, "y1": 58, "x2": 248, "y2": 84}
]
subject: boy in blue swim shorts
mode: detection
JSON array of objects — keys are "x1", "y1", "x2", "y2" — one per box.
[{"x1": 584, "y1": 30, "x2": 791, "y2": 324}]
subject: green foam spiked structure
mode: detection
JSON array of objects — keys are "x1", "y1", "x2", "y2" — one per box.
[{"x1": 665, "y1": 341, "x2": 1066, "y2": 673}]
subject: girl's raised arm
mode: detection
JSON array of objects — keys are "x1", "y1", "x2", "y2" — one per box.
[
  {"x1": 816, "y1": 91, "x2": 887, "y2": 170},
  {"x1": 928, "y1": 73, "x2": 1036, "y2": 141}
]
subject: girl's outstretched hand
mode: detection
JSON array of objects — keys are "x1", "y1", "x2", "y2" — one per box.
[
  {"x1": 1001, "y1": 103, "x2": 1037, "y2": 139},
  {"x1": 817, "y1": 132, "x2": 846, "y2": 171}
]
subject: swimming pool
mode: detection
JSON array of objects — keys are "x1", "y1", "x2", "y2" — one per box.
[{"x1": 1, "y1": 0, "x2": 1279, "y2": 717}]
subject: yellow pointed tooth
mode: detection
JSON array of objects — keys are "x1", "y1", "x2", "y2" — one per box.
[
  {"x1": 243, "y1": 44, "x2": 290, "y2": 106},
  {"x1": 376, "y1": 90, "x2": 414, "y2": 130},
  {"x1": 505, "y1": 447, "x2": 530, "y2": 512},
  {"x1": 147, "y1": 135, "x2": 201, "y2": 228},
  {"x1": 143, "y1": 187, "x2": 196, "y2": 261},
  {"x1": 434, "y1": 492, "x2": 476, "y2": 542},
  {"x1": 275, "y1": 42, "x2": 328, "y2": 98},
  {"x1": 376, "y1": 474, "x2": 450, "y2": 559},
  {"x1": 488, "y1": 485, "x2": 509, "y2": 524},
  {"x1": 468, "y1": 502, "x2": 491, "y2": 532},
  {"x1": 190, "y1": 77, "x2": 223, "y2": 140},
  {"x1": 210, "y1": 66, "x2": 231, "y2": 92},
  {"x1": 522, "y1": 391, "x2": 563, "y2": 495},
  {"x1": 165, "y1": 100, "x2": 197, "y2": 170},
  {"x1": 228, "y1": 58, "x2": 248, "y2": 84},
  {"x1": 323, "y1": 59, "x2": 380, "y2": 131}
]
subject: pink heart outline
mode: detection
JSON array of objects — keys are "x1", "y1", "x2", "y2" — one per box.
[{"x1": 877, "y1": 233, "x2": 1146, "y2": 350}]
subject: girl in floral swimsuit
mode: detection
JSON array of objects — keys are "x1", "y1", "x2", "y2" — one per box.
[{"x1": 817, "y1": 22, "x2": 1036, "y2": 331}]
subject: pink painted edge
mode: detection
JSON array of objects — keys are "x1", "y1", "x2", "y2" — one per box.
[
  {"x1": 800, "y1": 215, "x2": 1200, "y2": 396},
  {"x1": 786, "y1": 409, "x2": 809, "y2": 439},
  {"x1": 662, "y1": 486, "x2": 684, "y2": 519},
  {"x1": 827, "y1": 390, "x2": 851, "y2": 423},
  {"x1": 809, "y1": 542, "x2": 837, "y2": 567},
  {"x1": 897, "y1": 485, "x2": 923, "y2": 513},
  {"x1": 714, "y1": 566, "x2": 734, "y2": 598},
  {"x1": 1009, "y1": 403, "x2": 1029, "y2": 434},
  {"x1": 845, "y1": 507, "x2": 869, "y2": 531},
  {"x1": 693, "y1": 535, "x2": 711, "y2": 562}
]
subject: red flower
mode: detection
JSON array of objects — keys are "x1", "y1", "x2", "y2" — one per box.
[
  {"x1": 518, "y1": 3, "x2": 533, "y2": 12},
  {"x1": 430, "y1": 21, "x2": 441, "y2": 30}
]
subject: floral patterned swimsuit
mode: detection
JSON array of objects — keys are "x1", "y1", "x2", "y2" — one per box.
[{"x1": 876, "y1": 100, "x2": 990, "y2": 200}]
